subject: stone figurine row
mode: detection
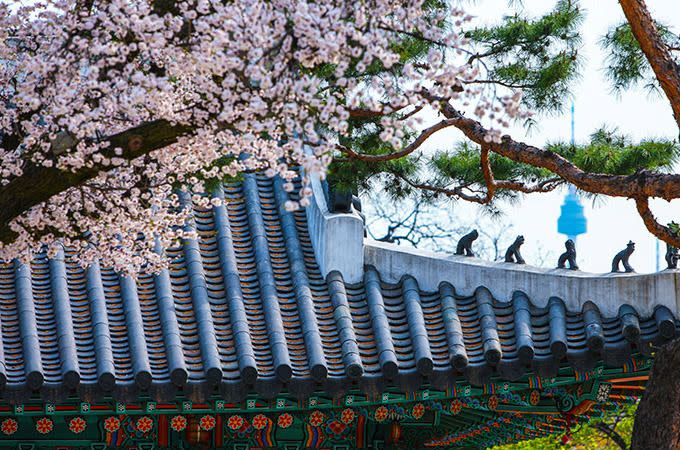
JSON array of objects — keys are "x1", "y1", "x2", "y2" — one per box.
[{"x1": 455, "y1": 229, "x2": 680, "y2": 272}]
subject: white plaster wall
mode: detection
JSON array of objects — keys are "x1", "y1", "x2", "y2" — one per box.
[
  {"x1": 365, "y1": 239, "x2": 680, "y2": 317},
  {"x1": 305, "y1": 173, "x2": 364, "y2": 283}
]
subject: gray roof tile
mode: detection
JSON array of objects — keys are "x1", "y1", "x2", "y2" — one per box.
[{"x1": 0, "y1": 173, "x2": 674, "y2": 403}]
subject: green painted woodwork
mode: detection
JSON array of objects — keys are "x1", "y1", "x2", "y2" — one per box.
[{"x1": 0, "y1": 359, "x2": 649, "y2": 449}]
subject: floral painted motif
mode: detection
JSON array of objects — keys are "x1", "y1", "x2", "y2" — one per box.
[
  {"x1": 340, "y1": 408, "x2": 355, "y2": 424},
  {"x1": 450, "y1": 399, "x2": 463, "y2": 415},
  {"x1": 36, "y1": 417, "x2": 53, "y2": 434},
  {"x1": 104, "y1": 416, "x2": 121, "y2": 432},
  {"x1": 201, "y1": 415, "x2": 217, "y2": 431},
  {"x1": 488, "y1": 395, "x2": 499, "y2": 411},
  {"x1": 596, "y1": 384, "x2": 612, "y2": 403},
  {"x1": 1, "y1": 418, "x2": 17, "y2": 435},
  {"x1": 277, "y1": 413, "x2": 293, "y2": 429},
  {"x1": 374, "y1": 406, "x2": 388, "y2": 423},
  {"x1": 171, "y1": 415, "x2": 187, "y2": 432},
  {"x1": 226, "y1": 415, "x2": 242, "y2": 431},
  {"x1": 136, "y1": 416, "x2": 153, "y2": 434},
  {"x1": 529, "y1": 390, "x2": 541, "y2": 406},
  {"x1": 252, "y1": 414, "x2": 269, "y2": 430},
  {"x1": 412, "y1": 403, "x2": 425, "y2": 420},
  {"x1": 69, "y1": 417, "x2": 87, "y2": 434},
  {"x1": 309, "y1": 410, "x2": 325, "y2": 427}
]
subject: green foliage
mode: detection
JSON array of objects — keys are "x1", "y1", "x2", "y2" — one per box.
[
  {"x1": 547, "y1": 127, "x2": 679, "y2": 175},
  {"x1": 492, "y1": 403, "x2": 637, "y2": 450},
  {"x1": 601, "y1": 22, "x2": 680, "y2": 93},
  {"x1": 417, "y1": 127, "x2": 677, "y2": 203},
  {"x1": 431, "y1": 142, "x2": 551, "y2": 185},
  {"x1": 465, "y1": 0, "x2": 583, "y2": 112},
  {"x1": 329, "y1": 128, "x2": 420, "y2": 197},
  {"x1": 332, "y1": 126, "x2": 678, "y2": 206}
]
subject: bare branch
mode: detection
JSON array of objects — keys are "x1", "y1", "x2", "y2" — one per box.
[
  {"x1": 594, "y1": 421, "x2": 628, "y2": 450},
  {"x1": 337, "y1": 118, "x2": 457, "y2": 162},
  {"x1": 480, "y1": 145, "x2": 495, "y2": 203},
  {"x1": 392, "y1": 172, "x2": 562, "y2": 204}
]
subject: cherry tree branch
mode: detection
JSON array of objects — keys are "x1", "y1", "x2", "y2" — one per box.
[{"x1": 0, "y1": 120, "x2": 193, "y2": 244}]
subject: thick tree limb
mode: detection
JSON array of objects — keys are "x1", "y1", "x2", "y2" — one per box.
[
  {"x1": 342, "y1": 91, "x2": 680, "y2": 204},
  {"x1": 619, "y1": 0, "x2": 680, "y2": 128},
  {"x1": 342, "y1": 89, "x2": 680, "y2": 245},
  {"x1": 431, "y1": 99, "x2": 680, "y2": 246},
  {"x1": 634, "y1": 197, "x2": 680, "y2": 246},
  {"x1": 0, "y1": 120, "x2": 193, "y2": 244},
  {"x1": 432, "y1": 98, "x2": 680, "y2": 201}
]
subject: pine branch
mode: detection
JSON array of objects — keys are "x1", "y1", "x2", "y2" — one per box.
[{"x1": 619, "y1": 0, "x2": 680, "y2": 128}]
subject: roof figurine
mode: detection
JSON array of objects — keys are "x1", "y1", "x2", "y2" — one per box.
[
  {"x1": 666, "y1": 243, "x2": 679, "y2": 269},
  {"x1": 557, "y1": 238, "x2": 579, "y2": 270},
  {"x1": 504, "y1": 235, "x2": 526, "y2": 264},
  {"x1": 612, "y1": 240, "x2": 636, "y2": 273},
  {"x1": 455, "y1": 229, "x2": 479, "y2": 257}
]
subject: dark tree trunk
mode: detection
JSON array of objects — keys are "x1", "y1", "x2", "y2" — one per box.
[{"x1": 631, "y1": 337, "x2": 680, "y2": 449}]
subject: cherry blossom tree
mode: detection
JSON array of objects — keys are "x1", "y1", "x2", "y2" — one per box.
[{"x1": 0, "y1": 0, "x2": 527, "y2": 273}]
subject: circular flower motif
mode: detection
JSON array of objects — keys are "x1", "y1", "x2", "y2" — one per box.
[
  {"x1": 309, "y1": 410, "x2": 325, "y2": 427},
  {"x1": 411, "y1": 403, "x2": 425, "y2": 420},
  {"x1": 252, "y1": 414, "x2": 269, "y2": 430},
  {"x1": 170, "y1": 415, "x2": 187, "y2": 432},
  {"x1": 529, "y1": 390, "x2": 541, "y2": 406},
  {"x1": 69, "y1": 416, "x2": 87, "y2": 434},
  {"x1": 340, "y1": 408, "x2": 355, "y2": 424},
  {"x1": 225, "y1": 415, "x2": 241, "y2": 431},
  {"x1": 374, "y1": 406, "x2": 388, "y2": 423},
  {"x1": 488, "y1": 395, "x2": 499, "y2": 411},
  {"x1": 1, "y1": 418, "x2": 17, "y2": 435},
  {"x1": 36, "y1": 417, "x2": 53, "y2": 434},
  {"x1": 104, "y1": 416, "x2": 121, "y2": 432},
  {"x1": 450, "y1": 399, "x2": 463, "y2": 415},
  {"x1": 277, "y1": 413, "x2": 293, "y2": 429},
  {"x1": 136, "y1": 416, "x2": 153, "y2": 434}
]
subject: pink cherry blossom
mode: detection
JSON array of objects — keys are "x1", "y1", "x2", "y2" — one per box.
[{"x1": 0, "y1": 0, "x2": 527, "y2": 273}]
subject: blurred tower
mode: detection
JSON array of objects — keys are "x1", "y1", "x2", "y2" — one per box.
[
  {"x1": 558, "y1": 186, "x2": 587, "y2": 241},
  {"x1": 557, "y1": 104, "x2": 587, "y2": 242}
]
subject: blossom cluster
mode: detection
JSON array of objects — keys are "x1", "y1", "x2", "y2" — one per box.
[{"x1": 0, "y1": 0, "x2": 526, "y2": 273}]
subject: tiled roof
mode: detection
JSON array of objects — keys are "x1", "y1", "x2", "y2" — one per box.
[{"x1": 0, "y1": 173, "x2": 675, "y2": 403}]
